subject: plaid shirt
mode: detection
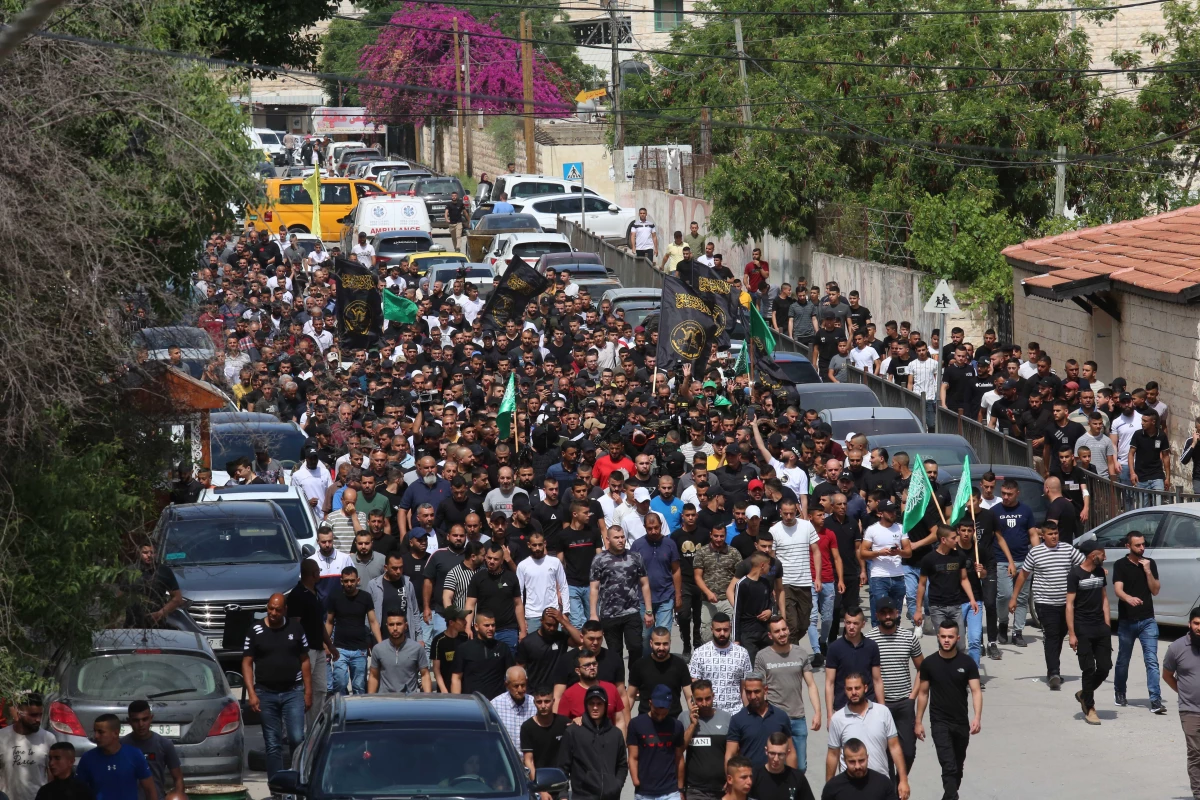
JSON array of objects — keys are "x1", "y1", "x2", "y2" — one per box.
[{"x1": 490, "y1": 691, "x2": 535, "y2": 749}]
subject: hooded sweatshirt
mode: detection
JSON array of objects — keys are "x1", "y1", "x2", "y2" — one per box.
[{"x1": 557, "y1": 685, "x2": 629, "y2": 800}]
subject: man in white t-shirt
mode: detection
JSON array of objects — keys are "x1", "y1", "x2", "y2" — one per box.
[
  {"x1": 351, "y1": 231, "x2": 376, "y2": 263},
  {"x1": 848, "y1": 332, "x2": 881, "y2": 373},
  {"x1": 768, "y1": 498, "x2": 821, "y2": 646},
  {"x1": 628, "y1": 208, "x2": 658, "y2": 261},
  {"x1": 858, "y1": 502, "x2": 911, "y2": 625},
  {"x1": 0, "y1": 694, "x2": 56, "y2": 800},
  {"x1": 751, "y1": 419, "x2": 808, "y2": 508}
]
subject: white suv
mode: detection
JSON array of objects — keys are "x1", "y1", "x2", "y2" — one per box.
[
  {"x1": 197, "y1": 484, "x2": 319, "y2": 556},
  {"x1": 511, "y1": 193, "x2": 637, "y2": 239},
  {"x1": 490, "y1": 173, "x2": 602, "y2": 202}
]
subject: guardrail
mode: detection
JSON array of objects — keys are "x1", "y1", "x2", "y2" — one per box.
[
  {"x1": 934, "y1": 406, "x2": 1034, "y2": 470},
  {"x1": 1081, "y1": 470, "x2": 1200, "y2": 529},
  {"x1": 558, "y1": 219, "x2": 661, "y2": 287},
  {"x1": 843, "y1": 366, "x2": 928, "y2": 432}
]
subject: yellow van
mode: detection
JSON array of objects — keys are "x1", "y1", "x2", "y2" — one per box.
[{"x1": 247, "y1": 178, "x2": 384, "y2": 238}]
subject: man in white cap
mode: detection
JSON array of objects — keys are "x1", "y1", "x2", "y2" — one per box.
[{"x1": 614, "y1": 486, "x2": 668, "y2": 542}]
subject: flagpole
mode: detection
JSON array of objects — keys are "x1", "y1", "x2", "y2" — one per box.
[
  {"x1": 970, "y1": 498, "x2": 980, "y2": 563},
  {"x1": 748, "y1": 336, "x2": 755, "y2": 385}
]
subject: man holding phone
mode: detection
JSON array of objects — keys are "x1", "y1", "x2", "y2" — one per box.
[{"x1": 859, "y1": 502, "x2": 911, "y2": 626}]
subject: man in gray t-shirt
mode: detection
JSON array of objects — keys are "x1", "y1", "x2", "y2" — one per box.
[
  {"x1": 122, "y1": 701, "x2": 182, "y2": 800},
  {"x1": 678, "y1": 683, "x2": 732, "y2": 800},
  {"x1": 369, "y1": 614, "x2": 431, "y2": 693},
  {"x1": 1075, "y1": 416, "x2": 1117, "y2": 477},
  {"x1": 828, "y1": 340, "x2": 852, "y2": 383},
  {"x1": 753, "y1": 618, "x2": 820, "y2": 772}
]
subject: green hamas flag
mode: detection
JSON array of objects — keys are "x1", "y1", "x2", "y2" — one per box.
[
  {"x1": 748, "y1": 302, "x2": 776, "y2": 357},
  {"x1": 382, "y1": 290, "x2": 418, "y2": 324},
  {"x1": 497, "y1": 372, "x2": 517, "y2": 441},
  {"x1": 949, "y1": 454, "x2": 972, "y2": 525},
  {"x1": 903, "y1": 454, "x2": 934, "y2": 533},
  {"x1": 733, "y1": 345, "x2": 749, "y2": 376}
]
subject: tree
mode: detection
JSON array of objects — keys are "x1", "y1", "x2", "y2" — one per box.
[
  {"x1": 359, "y1": 3, "x2": 570, "y2": 123},
  {"x1": 318, "y1": 4, "x2": 403, "y2": 106}
]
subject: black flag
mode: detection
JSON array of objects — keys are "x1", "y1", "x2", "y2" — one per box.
[
  {"x1": 684, "y1": 260, "x2": 742, "y2": 349},
  {"x1": 333, "y1": 256, "x2": 382, "y2": 349},
  {"x1": 478, "y1": 257, "x2": 548, "y2": 331},
  {"x1": 752, "y1": 347, "x2": 793, "y2": 391},
  {"x1": 656, "y1": 275, "x2": 720, "y2": 378}
]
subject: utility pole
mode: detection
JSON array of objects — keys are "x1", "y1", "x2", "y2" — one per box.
[
  {"x1": 611, "y1": 3, "x2": 623, "y2": 150},
  {"x1": 464, "y1": 34, "x2": 474, "y2": 178},
  {"x1": 521, "y1": 13, "x2": 536, "y2": 172},
  {"x1": 733, "y1": 18, "x2": 752, "y2": 126},
  {"x1": 453, "y1": 17, "x2": 465, "y2": 175},
  {"x1": 1055, "y1": 145, "x2": 1067, "y2": 216},
  {"x1": 700, "y1": 107, "x2": 712, "y2": 155}
]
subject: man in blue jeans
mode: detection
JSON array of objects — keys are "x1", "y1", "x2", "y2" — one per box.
[
  {"x1": 326, "y1": 566, "x2": 378, "y2": 695},
  {"x1": 242, "y1": 592, "x2": 312, "y2": 779},
  {"x1": 1112, "y1": 530, "x2": 1166, "y2": 713},
  {"x1": 859, "y1": 502, "x2": 909, "y2": 625},
  {"x1": 632, "y1": 513, "x2": 681, "y2": 657}
]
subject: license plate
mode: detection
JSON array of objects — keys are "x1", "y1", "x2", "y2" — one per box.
[
  {"x1": 120, "y1": 724, "x2": 181, "y2": 737},
  {"x1": 208, "y1": 636, "x2": 224, "y2": 650}
]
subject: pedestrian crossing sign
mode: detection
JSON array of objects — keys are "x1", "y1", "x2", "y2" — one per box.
[{"x1": 563, "y1": 162, "x2": 584, "y2": 181}]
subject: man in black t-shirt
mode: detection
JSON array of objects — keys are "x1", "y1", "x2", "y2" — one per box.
[
  {"x1": 1043, "y1": 401, "x2": 1086, "y2": 470},
  {"x1": 1112, "y1": 531, "x2": 1164, "y2": 712},
  {"x1": 289, "y1": 560, "x2": 336, "y2": 727},
  {"x1": 517, "y1": 608, "x2": 579, "y2": 690},
  {"x1": 815, "y1": 311, "x2": 848, "y2": 376},
  {"x1": 1066, "y1": 541, "x2": 1110, "y2": 725},
  {"x1": 553, "y1": 501, "x2": 602, "y2": 630},
  {"x1": 939, "y1": 347, "x2": 976, "y2": 414},
  {"x1": 965, "y1": 491, "x2": 1013, "y2": 661},
  {"x1": 444, "y1": 192, "x2": 466, "y2": 251},
  {"x1": 431, "y1": 607, "x2": 470, "y2": 693},
  {"x1": 520, "y1": 686, "x2": 569, "y2": 783},
  {"x1": 1044, "y1": 477, "x2": 1082, "y2": 544},
  {"x1": 628, "y1": 627, "x2": 692, "y2": 715},
  {"x1": 325, "y1": 567, "x2": 378, "y2": 695},
  {"x1": 242, "y1": 593, "x2": 312, "y2": 779},
  {"x1": 915, "y1": 527, "x2": 976, "y2": 638},
  {"x1": 914, "y1": 620, "x2": 982, "y2": 800},
  {"x1": 751, "y1": 732, "x2": 814, "y2": 800},
  {"x1": 1129, "y1": 408, "x2": 1171, "y2": 489},
  {"x1": 451, "y1": 609, "x2": 515, "y2": 697},
  {"x1": 466, "y1": 542, "x2": 525, "y2": 649}
]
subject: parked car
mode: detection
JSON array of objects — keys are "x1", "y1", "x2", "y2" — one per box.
[
  {"x1": 134, "y1": 327, "x2": 215, "y2": 379},
  {"x1": 938, "y1": 464, "x2": 1049, "y2": 526},
  {"x1": 267, "y1": 694, "x2": 570, "y2": 800},
  {"x1": 791, "y1": 382, "x2": 881, "y2": 411},
  {"x1": 1076, "y1": 503, "x2": 1200, "y2": 625},
  {"x1": 408, "y1": 250, "x2": 469, "y2": 278},
  {"x1": 247, "y1": 178, "x2": 383, "y2": 237},
  {"x1": 863, "y1": 433, "x2": 978, "y2": 475},
  {"x1": 538, "y1": 251, "x2": 604, "y2": 272},
  {"x1": 208, "y1": 420, "x2": 309, "y2": 486},
  {"x1": 325, "y1": 141, "x2": 366, "y2": 172},
  {"x1": 487, "y1": 232, "x2": 573, "y2": 272},
  {"x1": 818, "y1": 406, "x2": 925, "y2": 440},
  {"x1": 509, "y1": 193, "x2": 637, "y2": 238},
  {"x1": 383, "y1": 170, "x2": 434, "y2": 194},
  {"x1": 356, "y1": 160, "x2": 411, "y2": 180},
  {"x1": 370, "y1": 230, "x2": 436, "y2": 271},
  {"x1": 244, "y1": 127, "x2": 283, "y2": 161},
  {"x1": 601, "y1": 287, "x2": 661, "y2": 329},
  {"x1": 46, "y1": 629, "x2": 243, "y2": 783},
  {"x1": 466, "y1": 214, "x2": 541, "y2": 261},
  {"x1": 156, "y1": 501, "x2": 302, "y2": 660},
  {"x1": 197, "y1": 484, "x2": 319, "y2": 555},
  {"x1": 340, "y1": 196, "x2": 432, "y2": 250},
  {"x1": 490, "y1": 172, "x2": 601, "y2": 202},
  {"x1": 335, "y1": 147, "x2": 382, "y2": 176},
  {"x1": 412, "y1": 177, "x2": 467, "y2": 228}
]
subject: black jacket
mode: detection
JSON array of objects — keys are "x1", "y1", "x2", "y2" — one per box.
[{"x1": 557, "y1": 691, "x2": 628, "y2": 800}]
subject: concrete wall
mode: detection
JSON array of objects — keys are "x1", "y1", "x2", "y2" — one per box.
[
  {"x1": 539, "y1": 144, "x2": 620, "y2": 201},
  {"x1": 1012, "y1": 265, "x2": 1200, "y2": 485}
]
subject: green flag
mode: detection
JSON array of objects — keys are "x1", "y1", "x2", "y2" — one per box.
[
  {"x1": 497, "y1": 372, "x2": 517, "y2": 441},
  {"x1": 302, "y1": 168, "x2": 322, "y2": 241},
  {"x1": 382, "y1": 290, "x2": 418, "y2": 323},
  {"x1": 949, "y1": 454, "x2": 972, "y2": 525},
  {"x1": 748, "y1": 302, "x2": 776, "y2": 357},
  {"x1": 902, "y1": 453, "x2": 934, "y2": 533},
  {"x1": 732, "y1": 345, "x2": 749, "y2": 376}
]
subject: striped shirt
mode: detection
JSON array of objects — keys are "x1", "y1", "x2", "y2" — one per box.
[
  {"x1": 444, "y1": 563, "x2": 480, "y2": 610},
  {"x1": 866, "y1": 627, "x2": 923, "y2": 702},
  {"x1": 326, "y1": 510, "x2": 367, "y2": 553},
  {"x1": 1020, "y1": 543, "x2": 1085, "y2": 606},
  {"x1": 769, "y1": 519, "x2": 820, "y2": 587},
  {"x1": 907, "y1": 357, "x2": 939, "y2": 401}
]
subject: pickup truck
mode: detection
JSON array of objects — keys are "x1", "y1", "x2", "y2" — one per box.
[{"x1": 466, "y1": 213, "x2": 541, "y2": 261}]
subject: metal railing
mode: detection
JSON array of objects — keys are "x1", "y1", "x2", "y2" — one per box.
[
  {"x1": 558, "y1": 219, "x2": 662, "y2": 288},
  {"x1": 934, "y1": 406, "x2": 1034, "y2": 470},
  {"x1": 843, "y1": 366, "x2": 928, "y2": 431},
  {"x1": 1081, "y1": 470, "x2": 1200, "y2": 529}
]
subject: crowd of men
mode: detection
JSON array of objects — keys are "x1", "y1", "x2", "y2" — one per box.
[{"x1": 134, "y1": 223, "x2": 1200, "y2": 800}]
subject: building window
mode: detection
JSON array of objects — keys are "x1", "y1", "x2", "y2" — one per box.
[{"x1": 654, "y1": 0, "x2": 684, "y2": 31}]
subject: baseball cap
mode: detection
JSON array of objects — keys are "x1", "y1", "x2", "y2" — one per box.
[
  {"x1": 876, "y1": 596, "x2": 899, "y2": 611},
  {"x1": 1118, "y1": 391, "x2": 1133, "y2": 403},
  {"x1": 702, "y1": 380, "x2": 718, "y2": 390},
  {"x1": 409, "y1": 528, "x2": 431, "y2": 539},
  {"x1": 746, "y1": 505, "x2": 762, "y2": 519},
  {"x1": 878, "y1": 500, "x2": 898, "y2": 513},
  {"x1": 650, "y1": 685, "x2": 674, "y2": 709},
  {"x1": 1002, "y1": 379, "x2": 1019, "y2": 390},
  {"x1": 1076, "y1": 540, "x2": 1103, "y2": 555},
  {"x1": 318, "y1": 521, "x2": 333, "y2": 532},
  {"x1": 838, "y1": 470, "x2": 854, "y2": 481},
  {"x1": 633, "y1": 487, "x2": 651, "y2": 503},
  {"x1": 748, "y1": 479, "x2": 764, "y2": 491},
  {"x1": 1064, "y1": 380, "x2": 1080, "y2": 390},
  {"x1": 512, "y1": 494, "x2": 533, "y2": 512}
]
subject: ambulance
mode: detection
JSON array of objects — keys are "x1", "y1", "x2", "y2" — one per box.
[{"x1": 340, "y1": 194, "x2": 433, "y2": 252}]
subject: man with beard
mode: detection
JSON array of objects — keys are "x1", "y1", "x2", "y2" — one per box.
[
  {"x1": 865, "y1": 597, "x2": 922, "y2": 782},
  {"x1": 914, "y1": 622, "x2": 982, "y2": 800},
  {"x1": 435, "y1": 476, "x2": 482, "y2": 534},
  {"x1": 424, "y1": 525, "x2": 468, "y2": 638},
  {"x1": 367, "y1": 553, "x2": 424, "y2": 657},
  {"x1": 517, "y1": 607, "x2": 580, "y2": 691}
]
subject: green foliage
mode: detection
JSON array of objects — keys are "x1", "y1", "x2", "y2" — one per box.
[
  {"x1": 183, "y1": 0, "x2": 341, "y2": 68},
  {"x1": 907, "y1": 188, "x2": 1024, "y2": 307},
  {"x1": 317, "y1": 6, "x2": 403, "y2": 106},
  {"x1": 486, "y1": 115, "x2": 518, "y2": 166}
]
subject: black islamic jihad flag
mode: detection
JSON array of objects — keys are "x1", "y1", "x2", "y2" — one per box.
[
  {"x1": 684, "y1": 260, "x2": 742, "y2": 349},
  {"x1": 753, "y1": 349, "x2": 793, "y2": 392},
  {"x1": 478, "y1": 257, "x2": 548, "y2": 331},
  {"x1": 333, "y1": 256, "x2": 382, "y2": 348},
  {"x1": 655, "y1": 275, "x2": 720, "y2": 378}
]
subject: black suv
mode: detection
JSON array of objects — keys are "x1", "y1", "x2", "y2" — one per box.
[
  {"x1": 414, "y1": 177, "x2": 467, "y2": 229},
  {"x1": 269, "y1": 694, "x2": 568, "y2": 799}
]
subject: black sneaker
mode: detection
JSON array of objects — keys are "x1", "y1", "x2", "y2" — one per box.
[
  {"x1": 1115, "y1": 692, "x2": 1127, "y2": 707},
  {"x1": 998, "y1": 626, "x2": 1009, "y2": 645},
  {"x1": 1012, "y1": 632, "x2": 1028, "y2": 648},
  {"x1": 988, "y1": 642, "x2": 1002, "y2": 660},
  {"x1": 1049, "y1": 674, "x2": 1063, "y2": 691},
  {"x1": 811, "y1": 653, "x2": 825, "y2": 670},
  {"x1": 1151, "y1": 700, "x2": 1168, "y2": 715}
]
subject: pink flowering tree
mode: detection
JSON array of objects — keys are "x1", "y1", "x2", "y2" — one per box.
[{"x1": 359, "y1": 4, "x2": 572, "y2": 123}]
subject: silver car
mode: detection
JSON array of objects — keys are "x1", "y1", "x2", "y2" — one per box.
[
  {"x1": 45, "y1": 629, "x2": 244, "y2": 783},
  {"x1": 1076, "y1": 502, "x2": 1200, "y2": 625}
]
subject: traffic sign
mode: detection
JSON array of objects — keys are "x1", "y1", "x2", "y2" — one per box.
[
  {"x1": 575, "y1": 87, "x2": 608, "y2": 103},
  {"x1": 923, "y1": 280, "x2": 961, "y2": 315},
  {"x1": 563, "y1": 162, "x2": 584, "y2": 181}
]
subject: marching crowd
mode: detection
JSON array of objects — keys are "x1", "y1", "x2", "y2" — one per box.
[{"x1": 65, "y1": 222, "x2": 1200, "y2": 800}]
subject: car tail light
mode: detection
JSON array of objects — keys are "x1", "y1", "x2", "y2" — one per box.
[
  {"x1": 207, "y1": 701, "x2": 241, "y2": 736},
  {"x1": 49, "y1": 702, "x2": 85, "y2": 736},
  {"x1": 375, "y1": 256, "x2": 390, "y2": 267}
]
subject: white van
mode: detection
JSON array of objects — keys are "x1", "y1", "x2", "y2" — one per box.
[
  {"x1": 245, "y1": 127, "x2": 284, "y2": 160},
  {"x1": 341, "y1": 194, "x2": 432, "y2": 252}
]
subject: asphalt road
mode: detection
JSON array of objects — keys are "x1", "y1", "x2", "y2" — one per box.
[{"x1": 239, "y1": 621, "x2": 1192, "y2": 800}]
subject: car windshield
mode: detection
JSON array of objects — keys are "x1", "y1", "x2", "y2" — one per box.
[
  {"x1": 211, "y1": 426, "x2": 309, "y2": 468},
  {"x1": 613, "y1": 303, "x2": 658, "y2": 328},
  {"x1": 162, "y1": 518, "x2": 297, "y2": 565},
  {"x1": 419, "y1": 179, "x2": 462, "y2": 194},
  {"x1": 272, "y1": 498, "x2": 312, "y2": 541},
  {"x1": 829, "y1": 417, "x2": 921, "y2": 439},
  {"x1": 377, "y1": 237, "x2": 429, "y2": 255},
  {"x1": 317, "y1": 729, "x2": 519, "y2": 797},
  {"x1": 513, "y1": 242, "x2": 570, "y2": 259},
  {"x1": 780, "y1": 360, "x2": 821, "y2": 384},
  {"x1": 478, "y1": 215, "x2": 539, "y2": 231},
  {"x1": 796, "y1": 389, "x2": 877, "y2": 410},
  {"x1": 257, "y1": 132, "x2": 281, "y2": 145},
  {"x1": 391, "y1": 179, "x2": 419, "y2": 193},
  {"x1": 137, "y1": 328, "x2": 212, "y2": 350},
  {"x1": 68, "y1": 653, "x2": 225, "y2": 701}
]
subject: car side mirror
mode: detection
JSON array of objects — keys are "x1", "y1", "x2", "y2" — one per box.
[
  {"x1": 268, "y1": 770, "x2": 305, "y2": 796},
  {"x1": 225, "y1": 670, "x2": 244, "y2": 689},
  {"x1": 608, "y1": 204, "x2": 619, "y2": 213},
  {"x1": 532, "y1": 768, "x2": 569, "y2": 794},
  {"x1": 302, "y1": 544, "x2": 315, "y2": 558}
]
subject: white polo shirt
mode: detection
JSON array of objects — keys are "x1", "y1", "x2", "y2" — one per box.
[
  {"x1": 827, "y1": 700, "x2": 898, "y2": 778},
  {"x1": 769, "y1": 519, "x2": 819, "y2": 588}
]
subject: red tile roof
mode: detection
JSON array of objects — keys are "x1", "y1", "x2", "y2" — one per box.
[{"x1": 1002, "y1": 204, "x2": 1200, "y2": 299}]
